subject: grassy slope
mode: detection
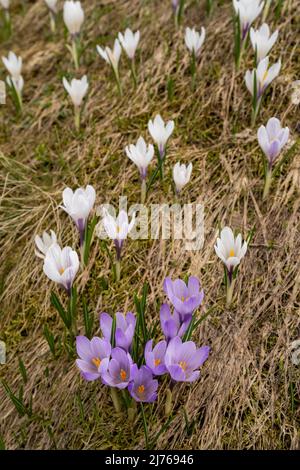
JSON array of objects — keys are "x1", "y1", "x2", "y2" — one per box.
[{"x1": 0, "y1": 0, "x2": 300, "y2": 449}]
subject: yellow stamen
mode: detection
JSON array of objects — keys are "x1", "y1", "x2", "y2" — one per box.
[
  {"x1": 262, "y1": 70, "x2": 268, "y2": 82},
  {"x1": 229, "y1": 249, "x2": 235, "y2": 257},
  {"x1": 59, "y1": 267, "x2": 65, "y2": 275},
  {"x1": 179, "y1": 360, "x2": 187, "y2": 371},
  {"x1": 138, "y1": 385, "x2": 145, "y2": 395},
  {"x1": 92, "y1": 357, "x2": 101, "y2": 368},
  {"x1": 181, "y1": 296, "x2": 185, "y2": 302},
  {"x1": 120, "y1": 369, "x2": 127, "y2": 381},
  {"x1": 154, "y1": 358, "x2": 161, "y2": 367},
  {"x1": 116, "y1": 226, "x2": 120, "y2": 233}
]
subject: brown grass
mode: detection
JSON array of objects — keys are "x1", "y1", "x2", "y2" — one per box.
[{"x1": 0, "y1": 0, "x2": 300, "y2": 450}]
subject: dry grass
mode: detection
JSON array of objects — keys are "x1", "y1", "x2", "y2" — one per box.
[{"x1": 0, "y1": 0, "x2": 300, "y2": 450}]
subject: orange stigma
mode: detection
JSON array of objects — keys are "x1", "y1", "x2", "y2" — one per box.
[
  {"x1": 154, "y1": 358, "x2": 161, "y2": 367},
  {"x1": 229, "y1": 249, "x2": 235, "y2": 257},
  {"x1": 138, "y1": 385, "x2": 145, "y2": 395},
  {"x1": 120, "y1": 369, "x2": 127, "y2": 381},
  {"x1": 179, "y1": 360, "x2": 187, "y2": 371},
  {"x1": 59, "y1": 267, "x2": 65, "y2": 275},
  {"x1": 92, "y1": 357, "x2": 101, "y2": 368}
]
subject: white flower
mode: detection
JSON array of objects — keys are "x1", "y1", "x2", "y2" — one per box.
[
  {"x1": 118, "y1": 28, "x2": 140, "y2": 60},
  {"x1": 45, "y1": 0, "x2": 58, "y2": 13},
  {"x1": 6, "y1": 75, "x2": 24, "y2": 93},
  {"x1": 96, "y1": 39, "x2": 122, "y2": 75},
  {"x1": 2, "y1": 51, "x2": 22, "y2": 79},
  {"x1": 35, "y1": 230, "x2": 57, "y2": 259},
  {"x1": 0, "y1": 0, "x2": 10, "y2": 9},
  {"x1": 43, "y1": 243, "x2": 79, "y2": 293},
  {"x1": 245, "y1": 56, "x2": 281, "y2": 98},
  {"x1": 291, "y1": 80, "x2": 300, "y2": 105},
  {"x1": 233, "y1": 0, "x2": 264, "y2": 38},
  {"x1": 173, "y1": 162, "x2": 193, "y2": 192},
  {"x1": 63, "y1": 75, "x2": 88, "y2": 107},
  {"x1": 291, "y1": 339, "x2": 300, "y2": 366},
  {"x1": 63, "y1": 0, "x2": 84, "y2": 36},
  {"x1": 257, "y1": 117, "x2": 289, "y2": 167},
  {"x1": 185, "y1": 27, "x2": 206, "y2": 57},
  {"x1": 250, "y1": 23, "x2": 278, "y2": 61},
  {"x1": 125, "y1": 136, "x2": 154, "y2": 179},
  {"x1": 102, "y1": 209, "x2": 135, "y2": 244},
  {"x1": 60, "y1": 185, "x2": 96, "y2": 238},
  {"x1": 214, "y1": 226, "x2": 247, "y2": 272},
  {"x1": 148, "y1": 114, "x2": 174, "y2": 157}
]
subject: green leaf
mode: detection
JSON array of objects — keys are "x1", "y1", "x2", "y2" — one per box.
[
  {"x1": 43, "y1": 324, "x2": 56, "y2": 356},
  {"x1": 50, "y1": 291, "x2": 71, "y2": 329},
  {"x1": 1, "y1": 380, "x2": 29, "y2": 417},
  {"x1": 18, "y1": 357, "x2": 27, "y2": 384},
  {"x1": 83, "y1": 215, "x2": 98, "y2": 266}
]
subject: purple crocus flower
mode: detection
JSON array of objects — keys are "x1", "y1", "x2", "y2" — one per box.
[
  {"x1": 145, "y1": 339, "x2": 167, "y2": 376},
  {"x1": 100, "y1": 312, "x2": 136, "y2": 352},
  {"x1": 165, "y1": 336, "x2": 210, "y2": 382},
  {"x1": 163, "y1": 276, "x2": 204, "y2": 318},
  {"x1": 128, "y1": 366, "x2": 158, "y2": 403},
  {"x1": 75, "y1": 335, "x2": 111, "y2": 381},
  {"x1": 160, "y1": 303, "x2": 191, "y2": 342},
  {"x1": 102, "y1": 347, "x2": 137, "y2": 389}
]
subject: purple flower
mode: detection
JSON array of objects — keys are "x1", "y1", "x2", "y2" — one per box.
[
  {"x1": 102, "y1": 347, "x2": 137, "y2": 389},
  {"x1": 75, "y1": 335, "x2": 111, "y2": 381},
  {"x1": 100, "y1": 312, "x2": 136, "y2": 352},
  {"x1": 160, "y1": 303, "x2": 191, "y2": 342},
  {"x1": 165, "y1": 336, "x2": 210, "y2": 382},
  {"x1": 145, "y1": 339, "x2": 167, "y2": 376},
  {"x1": 128, "y1": 366, "x2": 158, "y2": 403},
  {"x1": 257, "y1": 117, "x2": 289, "y2": 168},
  {"x1": 163, "y1": 276, "x2": 204, "y2": 317}
]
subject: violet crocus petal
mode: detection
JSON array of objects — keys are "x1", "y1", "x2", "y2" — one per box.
[
  {"x1": 99, "y1": 357, "x2": 110, "y2": 374},
  {"x1": 130, "y1": 363, "x2": 139, "y2": 380},
  {"x1": 173, "y1": 279, "x2": 189, "y2": 299},
  {"x1": 167, "y1": 364, "x2": 186, "y2": 382},
  {"x1": 100, "y1": 312, "x2": 112, "y2": 341},
  {"x1": 185, "y1": 371, "x2": 200, "y2": 382},
  {"x1": 90, "y1": 337, "x2": 111, "y2": 359},
  {"x1": 187, "y1": 276, "x2": 200, "y2": 296},
  {"x1": 190, "y1": 346, "x2": 210, "y2": 369},
  {"x1": 177, "y1": 315, "x2": 192, "y2": 337},
  {"x1": 76, "y1": 359, "x2": 95, "y2": 374},
  {"x1": 81, "y1": 371, "x2": 102, "y2": 381},
  {"x1": 163, "y1": 319, "x2": 178, "y2": 340},
  {"x1": 115, "y1": 328, "x2": 130, "y2": 351},
  {"x1": 126, "y1": 312, "x2": 136, "y2": 329},
  {"x1": 76, "y1": 336, "x2": 93, "y2": 361},
  {"x1": 160, "y1": 303, "x2": 172, "y2": 322},
  {"x1": 268, "y1": 140, "x2": 281, "y2": 163},
  {"x1": 163, "y1": 277, "x2": 173, "y2": 298},
  {"x1": 165, "y1": 336, "x2": 182, "y2": 366}
]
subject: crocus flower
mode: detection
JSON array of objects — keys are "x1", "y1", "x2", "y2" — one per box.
[
  {"x1": 76, "y1": 335, "x2": 111, "y2": 381},
  {"x1": 118, "y1": 28, "x2": 140, "y2": 60},
  {"x1": 128, "y1": 366, "x2": 158, "y2": 403},
  {"x1": 2, "y1": 51, "x2": 22, "y2": 78},
  {"x1": 43, "y1": 243, "x2": 79, "y2": 295},
  {"x1": 45, "y1": 0, "x2": 58, "y2": 13},
  {"x1": 125, "y1": 136, "x2": 154, "y2": 180},
  {"x1": 62, "y1": 75, "x2": 89, "y2": 130},
  {"x1": 35, "y1": 230, "x2": 57, "y2": 259},
  {"x1": 250, "y1": 23, "x2": 278, "y2": 62},
  {"x1": 148, "y1": 114, "x2": 174, "y2": 159},
  {"x1": 185, "y1": 27, "x2": 205, "y2": 57},
  {"x1": 102, "y1": 208, "x2": 135, "y2": 261},
  {"x1": 233, "y1": 0, "x2": 264, "y2": 40},
  {"x1": 173, "y1": 162, "x2": 193, "y2": 193},
  {"x1": 245, "y1": 56, "x2": 281, "y2": 124},
  {"x1": 257, "y1": 117, "x2": 289, "y2": 199},
  {"x1": 214, "y1": 226, "x2": 247, "y2": 274},
  {"x1": 60, "y1": 185, "x2": 96, "y2": 246},
  {"x1": 96, "y1": 40, "x2": 122, "y2": 95},
  {"x1": 100, "y1": 312, "x2": 136, "y2": 352},
  {"x1": 163, "y1": 276, "x2": 204, "y2": 318},
  {"x1": 102, "y1": 347, "x2": 137, "y2": 389},
  {"x1": 6, "y1": 75, "x2": 24, "y2": 94},
  {"x1": 0, "y1": 0, "x2": 10, "y2": 9},
  {"x1": 63, "y1": 0, "x2": 84, "y2": 36},
  {"x1": 145, "y1": 339, "x2": 167, "y2": 376},
  {"x1": 257, "y1": 117, "x2": 289, "y2": 168},
  {"x1": 165, "y1": 336, "x2": 210, "y2": 382},
  {"x1": 160, "y1": 303, "x2": 191, "y2": 342},
  {"x1": 171, "y1": 0, "x2": 179, "y2": 11}
]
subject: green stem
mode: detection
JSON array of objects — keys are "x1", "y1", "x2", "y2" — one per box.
[
  {"x1": 130, "y1": 58, "x2": 137, "y2": 88},
  {"x1": 263, "y1": 168, "x2": 272, "y2": 200},
  {"x1": 191, "y1": 51, "x2": 197, "y2": 91},
  {"x1": 111, "y1": 388, "x2": 122, "y2": 413},
  {"x1": 72, "y1": 38, "x2": 79, "y2": 70},
  {"x1": 49, "y1": 11, "x2": 56, "y2": 33},
  {"x1": 115, "y1": 260, "x2": 121, "y2": 282},
  {"x1": 113, "y1": 67, "x2": 122, "y2": 97},
  {"x1": 226, "y1": 278, "x2": 236, "y2": 306},
  {"x1": 262, "y1": 0, "x2": 272, "y2": 22},
  {"x1": 74, "y1": 105, "x2": 81, "y2": 131},
  {"x1": 141, "y1": 179, "x2": 147, "y2": 204},
  {"x1": 251, "y1": 97, "x2": 261, "y2": 127},
  {"x1": 165, "y1": 388, "x2": 173, "y2": 416},
  {"x1": 140, "y1": 403, "x2": 149, "y2": 449}
]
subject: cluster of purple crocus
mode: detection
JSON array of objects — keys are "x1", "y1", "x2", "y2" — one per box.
[{"x1": 75, "y1": 276, "x2": 210, "y2": 403}]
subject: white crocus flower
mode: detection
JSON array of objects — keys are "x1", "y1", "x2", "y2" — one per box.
[
  {"x1": 96, "y1": 39, "x2": 122, "y2": 94},
  {"x1": 43, "y1": 243, "x2": 79, "y2": 295},
  {"x1": 250, "y1": 23, "x2": 278, "y2": 62},
  {"x1": 0, "y1": 0, "x2": 9, "y2": 9},
  {"x1": 35, "y1": 230, "x2": 57, "y2": 259},
  {"x1": 185, "y1": 27, "x2": 206, "y2": 57},
  {"x1": 233, "y1": 0, "x2": 264, "y2": 39},
  {"x1": 118, "y1": 28, "x2": 140, "y2": 60},
  {"x1": 148, "y1": 114, "x2": 174, "y2": 158},
  {"x1": 2, "y1": 51, "x2": 22, "y2": 78},
  {"x1": 245, "y1": 56, "x2": 281, "y2": 99},
  {"x1": 45, "y1": 0, "x2": 58, "y2": 13},
  {"x1": 60, "y1": 185, "x2": 96, "y2": 245},
  {"x1": 257, "y1": 117, "x2": 289, "y2": 199},
  {"x1": 63, "y1": 0, "x2": 84, "y2": 36},
  {"x1": 215, "y1": 227, "x2": 247, "y2": 273},
  {"x1": 63, "y1": 75, "x2": 88, "y2": 129},
  {"x1": 173, "y1": 162, "x2": 193, "y2": 193},
  {"x1": 6, "y1": 75, "x2": 24, "y2": 93},
  {"x1": 125, "y1": 137, "x2": 154, "y2": 179}
]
